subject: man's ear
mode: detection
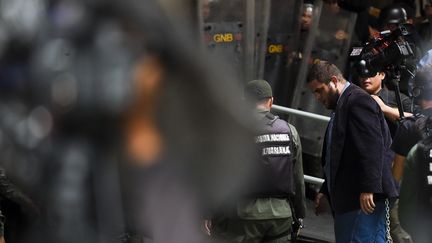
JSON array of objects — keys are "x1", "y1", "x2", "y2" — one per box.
[
  {"x1": 330, "y1": 76, "x2": 338, "y2": 87},
  {"x1": 268, "y1": 97, "x2": 274, "y2": 108}
]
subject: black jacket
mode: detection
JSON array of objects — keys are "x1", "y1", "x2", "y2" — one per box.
[{"x1": 320, "y1": 84, "x2": 398, "y2": 214}]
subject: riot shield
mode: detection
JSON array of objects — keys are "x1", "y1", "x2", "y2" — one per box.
[
  {"x1": 262, "y1": 0, "x2": 302, "y2": 107},
  {"x1": 199, "y1": 0, "x2": 271, "y2": 82},
  {"x1": 311, "y1": 3, "x2": 357, "y2": 70},
  {"x1": 289, "y1": 1, "x2": 357, "y2": 158},
  {"x1": 199, "y1": 0, "x2": 247, "y2": 81}
]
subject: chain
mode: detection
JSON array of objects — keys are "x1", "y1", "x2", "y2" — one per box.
[{"x1": 385, "y1": 199, "x2": 393, "y2": 243}]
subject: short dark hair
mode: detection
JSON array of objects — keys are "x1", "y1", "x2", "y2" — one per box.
[
  {"x1": 414, "y1": 64, "x2": 432, "y2": 100},
  {"x1": 306, "y1": 61, "x2": 344, "y2": 84}
]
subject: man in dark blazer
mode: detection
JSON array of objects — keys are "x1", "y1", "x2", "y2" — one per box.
[{"x1": 306, "y1": 61, "x2": 398, "y2": 242}]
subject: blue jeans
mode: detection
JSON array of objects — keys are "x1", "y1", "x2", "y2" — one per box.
[{"x1": 334, "y1": 201, "x2": 387, "y2": 243}]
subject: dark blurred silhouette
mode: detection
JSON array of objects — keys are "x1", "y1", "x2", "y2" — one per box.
[{"x1": 0, "y1": 1, "x2": 256, "y2": 243}]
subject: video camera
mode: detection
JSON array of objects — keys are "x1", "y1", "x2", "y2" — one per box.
[{"x1": 349, "y1": 23, "x2": 415, "y2": 78}]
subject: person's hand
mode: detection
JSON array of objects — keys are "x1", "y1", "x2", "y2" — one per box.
[
  {"x1": 0, "y1": 235, "x2": 5, "y2": 243},
  {"x1": 204, "y1": 219, "x2": 212, "y2": 236},
  {"x1": 360, "y1": 193, "x2": 375, "y2": 214},
  {"x1": 292, "y1": 218, "x2": 304, "y2": 237},
  {"x1": 314, "y1": 193, "x2": 327, "y2": 215}
]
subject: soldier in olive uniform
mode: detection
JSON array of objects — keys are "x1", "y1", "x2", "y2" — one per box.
[{"x1": 210, "y1": 80, "x2": 306, "y2": 243}]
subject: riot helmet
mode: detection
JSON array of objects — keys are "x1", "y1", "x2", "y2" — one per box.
[{"x1": 378, "y1": 5, "x2": 407, "y2": 29}]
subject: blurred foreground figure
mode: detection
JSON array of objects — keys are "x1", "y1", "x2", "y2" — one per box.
[
  {"x1": 0, "y1": 0, "x2": 255, "y2": 242},
  {"x1": 210, "y1": 80, "x2": 306, "y2": 243},
  {"x1": 0, "y1": 167, "x2": 39, "y2": 243}
]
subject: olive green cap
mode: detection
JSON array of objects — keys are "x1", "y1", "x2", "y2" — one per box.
[{"x1": 244, "y1": 79, "x2": 273, "y2": 101}]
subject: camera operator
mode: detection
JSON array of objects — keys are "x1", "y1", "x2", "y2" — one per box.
[
  {"x1": 392, "y1": 65, "x2": 432, "y2": 183},
  {"x1": 358, "y1": 70, "x2": 414, "y2": 243},
  {"x1": 377, "y1": 4, "x2": 425, "y2": 97},
  {"x1": 359, "y1": 71, "x2": 413, "y2": 137},
  {"x1": 387, "y1": 65, "x2": 432, "y2": 243},
  {"x1": 351, "y1": 18, "x2": 421, "y2": 243},
  {"x1": 400, "y1": 65, "x2": 432, "y2": 242}
]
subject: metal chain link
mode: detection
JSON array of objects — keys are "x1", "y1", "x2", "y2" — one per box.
[{"x1": 385, "y1": 199, "x2": 393, "y2": 243}]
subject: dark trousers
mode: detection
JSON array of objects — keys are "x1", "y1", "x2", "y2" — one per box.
[{"x1": 212, "y1": 217, "x2": 293, "y2": 243}]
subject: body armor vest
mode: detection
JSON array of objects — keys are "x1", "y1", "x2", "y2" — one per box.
[
  {"x1": 252, "y1": 112, "x2": 296, "y2": 198},
  {"x1": 416, "y1": 137, "x2": 432, "y2": 212}
]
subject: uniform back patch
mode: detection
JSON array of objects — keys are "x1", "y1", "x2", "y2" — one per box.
[
  {"x1": 256, "y1": 134, "x2": 290, "y2": 143},
  {"x1": 262, "y1": 146, "x2": 291, "y2": 155}
]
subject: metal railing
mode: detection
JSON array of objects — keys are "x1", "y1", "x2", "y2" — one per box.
[
  {"x1": 304, "y1": 175, "x2": 324, "y2": 186},
  {"x1": 271, "y1": 104, "x2": 328, "y2": 186},
  {"x1": 271, "y1": 104, "x2": 330, "y2": 122}
]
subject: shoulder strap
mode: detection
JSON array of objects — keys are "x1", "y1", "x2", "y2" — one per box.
[
  {"x1": 286, "y1": 123, "x2": 296, "y2": 158},
  {"x1": 264, "y1": 111, "x2": 278, "y2": 125}
]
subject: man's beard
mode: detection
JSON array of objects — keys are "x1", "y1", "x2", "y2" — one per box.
[{"x1": 326, "y1": 88, "x2": 340, "y2": 110}]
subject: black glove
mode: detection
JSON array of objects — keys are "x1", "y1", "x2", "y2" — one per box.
[{"x1": 291, "y1": 218, "x2": 304, "y2": 239}]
